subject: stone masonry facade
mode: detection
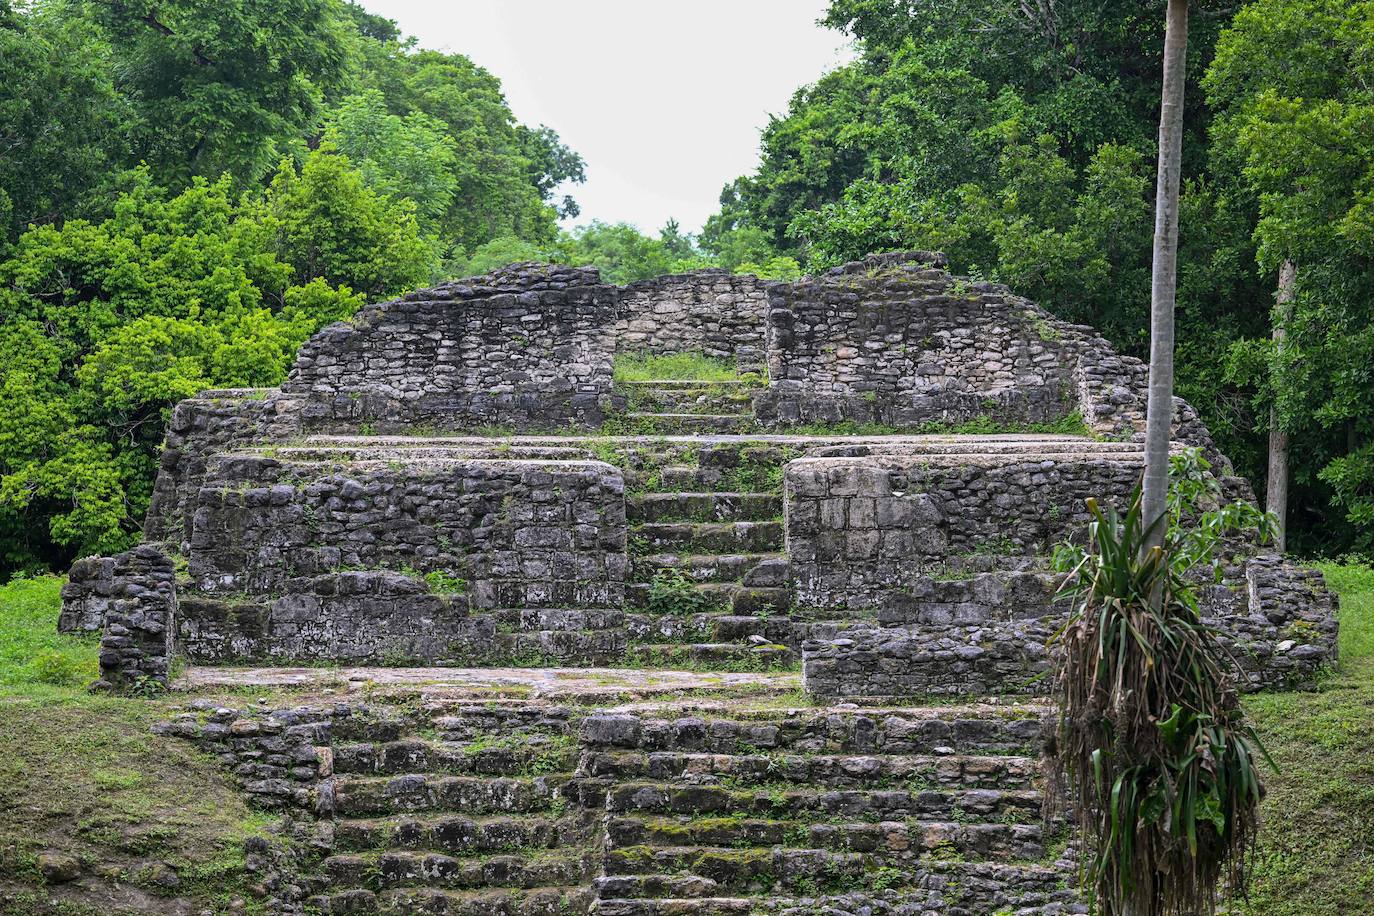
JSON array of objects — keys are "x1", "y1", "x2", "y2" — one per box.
[
  {"x1": 176, "y1": 453, "x2": 626, "y2": 665},
  {"x1": 60, "y1": 253, "x2": 1338, "y2": 695},
  {"x1": 615, "y1": 269, "x2": 773, "y2": 370},
  {"x1": 61, "y1": 544, "x2": 178, "y2": 688}
]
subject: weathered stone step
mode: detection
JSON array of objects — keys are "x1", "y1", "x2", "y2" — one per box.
[
  {"x1": 650, "y1": 459, "x2": 785, "y2": 495},
  {"x1": 580, "y1": 707, "x2": 1049, "y2": 756},
  {"x1": 633, "y1": 553, "x2": 783, "y2": 585},
  {"x1": 627, "y1": 493, "x2": 781, "y2": 524},
  {"x1": 333, "y1": 738, "x2": 578, "y2": 778},
  {"x1": 604, "y1": 783, "x2": 1043, "y2": 823},
  {"x1": 592, "y1": 897, "x2": 753, "y2": 916},
  {"x1": 596, "y1": 900, "x2": 758, "y2": 911},
  {"x1": 428, "y1": 706, "x2": 578, "y2": 741},
  {"x1": 582, "y1": 750, "x2": 1039, "y2": 790},
  {"x1": 620, "y1": 385, "x2": 758, "y2": 415},
  {"x1": 634, "y1": 521, "x2": 783, "y2": 554},
  {"x1": 623, "y1": 413, "x2": 759, "y2": 434},
  {"x1": 490, "y1": 608, "x2": 628, "y2": 632},
  {"x1": 501, "y1": 630, "x2": 630, "y2": 665},
  {"x1": 324, "y1": 848, "x2": 591, "y2": 890},
  {"x1": 332, "y1": 774, "x2": 571, "y2": 817},
  {"x1": 626, "y1": 582, "x2": 791, "y2": 616},
  {"x1": 706, "y1": 615, "x2": 834, "y2": 647},
  {"x1": 333, "y1": 813, "x2": 596, "y2": 855},
  {"x1": 592, "y1": 858, "x2": 1078, "y2": 914},
  {"x1": 604, "y1": 845, "x2": 915, "y2": 895},
  {"x1": 605, "y1": 816, "x2": 1045, "y2": 862},
  {"x1": 617, "y1": 379, "x2": 756, "y2": 390},
  {"x1": 313, "y1": 885, "x2": 593, "y2": 915},
  {"x1": 625, "y1": 613, "x2": 835, "y2": 651},
  {"x1": 654, "y1": 466, "x2": 721, "y2": 492},
  {"x1": 623, "y1": 643, "x2": 796, "y2": 671}
]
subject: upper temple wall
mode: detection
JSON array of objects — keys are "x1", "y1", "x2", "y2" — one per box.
[
  {"x1": 615, "y1": 270, "x2": 774, "y2": 370},
  {"x1": 137, "y1": 253, "x2": 1232, "y2": 553},
  {"x1": 270, "y1": 252, "x2": 1216, "y2": 448},
  {"x1": 278, "y1": 263, "x2": 622, "y2": 434},
  {"x1": 757, "y1": 252, "x2": 1084, "y2": 427}
]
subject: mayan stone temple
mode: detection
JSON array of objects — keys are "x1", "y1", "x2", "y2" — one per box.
[{"x1": 60, "y1": 252, "x2": 1338, "y2": 914}]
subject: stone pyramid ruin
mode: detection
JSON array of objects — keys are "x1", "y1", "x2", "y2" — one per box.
[{"x1": 60, "y1": 251, "x2": 1338, "y2": 914}]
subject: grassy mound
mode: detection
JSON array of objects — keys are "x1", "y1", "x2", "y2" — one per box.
[
  {"x1": 0, "y1": 576, "x2": 280, "y2": 915},
  {"x1": 0, "y1": 577, "x2": 97, "y2": 692}
]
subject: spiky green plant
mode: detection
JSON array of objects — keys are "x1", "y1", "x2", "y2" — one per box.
[{"x1": 1050, "y1": 452, "x2": 1277, "y2": 915}]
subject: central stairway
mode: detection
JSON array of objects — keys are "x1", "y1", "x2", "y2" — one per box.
[
  {"x1": 300, "y1": 689, "x2": 1079, "y2": 915},
  {"x1": 618, "y1": 379, "x2": 762, "y2": 435}
]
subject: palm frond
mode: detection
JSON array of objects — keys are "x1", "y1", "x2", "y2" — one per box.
[{"x1": 1048, "y1": 472, "x2": 1273, "y2": 916}]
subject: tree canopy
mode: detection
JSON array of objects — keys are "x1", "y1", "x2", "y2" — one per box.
[
  {"x1": 0, "y1": 0, "x2": 583, "y2": 574},
  {"x1": 699, "y1": 0, "x2": 1372, "y2": 555}
]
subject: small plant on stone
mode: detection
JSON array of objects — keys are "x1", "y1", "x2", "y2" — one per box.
[
  {"x1": 646, "y1": 569, "x2": 719, "y2": 616},
  {"x1": 423, "y1": 570, "x2": 467, "y2": 593}
]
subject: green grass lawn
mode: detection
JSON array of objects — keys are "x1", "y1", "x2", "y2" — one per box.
[
  {"x1": 613, "y1": 351, "x2": 747, "y2": 382},
  {"x1": 1236, "y1": 562, "x2": 1374, "y2": 914}
]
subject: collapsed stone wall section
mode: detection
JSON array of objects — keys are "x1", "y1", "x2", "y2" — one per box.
[
  {"x1": 1208, "y1": 555, "x2": 1340, "y2": 689},
  {"x1": 177, "y1": 571, "x2": 487, "y2": 665},
  {"x1": 615, "y1": 269, "x2": 774, "y2": 369},
  {"x1": 189, "y1": 455, "x2": 626, "y2": 604},
  {"x1": 755, "y1": 251, "x2": 1230, "y2": 472},
  {"x1": 803, "y1": 620, "x2": 1060, "y2": 698},
  {"x1": 802, "y1": 556, "x2": 1340, "y2": 697},
  {"x1": 174, "y1": 454, "x2": 626, "y2": 663},
  {"x1": 61, "y1": 545, "x2": 178, "y2": 687},
  {"x1": 279, "y1": 263, "x2": 621, "y2": 433},
  {"x1": 142, "y1": 389, "x2": 287, "y2": 550},
  {"x1": 757, "y1": 251, "x2": 1083, "y2": 428}
]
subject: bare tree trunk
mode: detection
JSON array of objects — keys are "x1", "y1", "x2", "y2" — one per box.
[
  {"x1": 1140, "y1": 0, "x2": 1190, "y2": 567},
  {"x1": 1266, "y1": 259, "x2": 1296, "y2": 553}
]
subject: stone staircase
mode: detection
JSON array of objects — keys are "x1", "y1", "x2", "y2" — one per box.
[
  {"x1": 617, "y1": 440, "x2": 861, "y2": 671},
  {"x1": 272, "y1": 692, "x2": 1078, "y2": 915},
  {"x1": 310, "y1": 700, "x2": 603, "y2": 915},
  {"x1": 617, "y1": 379, "x2": 762, "y2": 435},
  {"x1": 584, "y1": 700, "x2": 1075, "y2": 916}
]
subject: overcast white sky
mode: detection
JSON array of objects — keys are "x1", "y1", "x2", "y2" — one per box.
[{"x1": 358, "y1": 1, "x2": 854, "y2": 235}]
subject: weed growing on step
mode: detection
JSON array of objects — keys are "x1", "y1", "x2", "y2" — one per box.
[
  {"x1": 422, "y1": 569, "x2": 467, "y2": 593},
  {"x1": 646, "y1": 569, "x2": 724, "y2": 616}
]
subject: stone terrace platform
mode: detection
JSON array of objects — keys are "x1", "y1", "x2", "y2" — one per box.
[{"x1": 173, "y1": 663, "x2": 801, "y2": 698}]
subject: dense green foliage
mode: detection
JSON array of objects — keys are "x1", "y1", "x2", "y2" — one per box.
[
  {"x1": 0, "y1": 0, "x2": 585, "y2": 574},
  {"x1": 1206, "y1": 0, "x2": 1374, "y2": 552},
  {"x1": 457, "y1": 221, "x2": 803, "y2": 285},
  {"x1": 706, "y1": 0, "x2": 1374, "y2": 555},
  {"x1": 0, "y1": 162, "x2": 408, "y2": 569}
]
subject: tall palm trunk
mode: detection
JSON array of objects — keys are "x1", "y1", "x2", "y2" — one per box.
[
  {"x1": 1266, "y1": 259, "x2": 1297, "y2": 553},
  {"x1": 1141, "y1": 0, "x2": 1191, "y2": 569}
]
